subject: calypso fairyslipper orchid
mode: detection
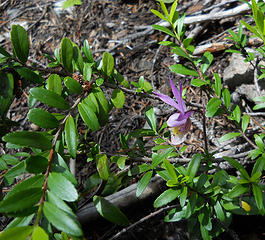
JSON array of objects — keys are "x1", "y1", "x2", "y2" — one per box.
[{"x1": 153, "y1": 78, "x2": 193, "y2": 145}]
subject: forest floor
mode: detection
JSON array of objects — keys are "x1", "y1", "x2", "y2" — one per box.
[{"x1": 0, "y1": 0, "x2": 265, "y2": 239}]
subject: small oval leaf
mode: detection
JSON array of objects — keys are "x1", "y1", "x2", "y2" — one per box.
[
  {"x1": 78, "y1": 102, "x2": 100, "y2": 131},
  {"x1": 111, "y1": 89, "x2": 125, "y2": 109},
  {"x1": 65, "y1": 115, "x2": 77, "y2": 158},
  {"x1": 64, "y1": 76, "x2": 83, "y2": 94}
]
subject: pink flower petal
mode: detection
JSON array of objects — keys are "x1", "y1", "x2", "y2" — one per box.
[
  {"x1": 153, "y1": 92, "x2": 181, "y2": 111},
  {"x1": 167, "y1": 113, "x2": 187, "y2": 127},
  {"x1": 169, "y1": 78, "x2": 186, "y2": 113}
]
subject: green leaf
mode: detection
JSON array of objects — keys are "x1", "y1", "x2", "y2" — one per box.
[
  {"x1": 200, "y1": 51, "x2": 213, "y2": 73},
  {"x1": 61, "y1": 38, "x2": 73, "y2": 73},
  {"x1": 92, "y1": 86, "x2": 109, "y2": 126},
  {"x1": 64, "y1": 76, "x2": 83, "y2": 94},
  {"x1": 154, "y1": 189, "x2": 180, "y2": 208},
  {"x1": 191, "y1": 78, "x2": 208, "y2": 87},
  {"x1": 5, "y1": 175, "x2": 44, "y2": 199},
  {"x1": 83, "y1": 62, "x2": 92, "y2": 81},
  {"x1": 2, "y1": 131, "x2": 52, "y2": 150},
  {"x1": 11, "y1": 25, "x2": 29, "y2": 63},
  {"x1": 206, "y1": 98, "x2": 222, "y2": 117},
  {"x1": 43, "y1": 201, "x2": 83, "y2": 237},
  {"x1": 27, "y1": 108, "x2": 59, "y2": 129},
  {"x1": 152, "y1": 24, "x2": 175, "y2": 37},
  {"x1": 96, "y1": 77, "x2": 104, "y2": 86},
  {"x1": 93, "y1": 195, "x2": 130, "y2": 226},
  {"x1": 72, "y1": 43, "x2": 84, "y2": 73},
  {"x1": 151, "y1": 9, "x2": 167, "y2": 22},
  {"x1": 0, "y1": 72, "x2": 14, "y2": 117},
  {"x1": 187, "y1": 153, "x2": 201, "y2": 180},
  {"x1": 252, "y1": 155, "x2": 265, "y2": 176},
  {"x1": 214, "y1": 201, "x2": 225, "y2": 222},
  {"x1": 0, "y1": 154, "x2": 19, "y2": 165},
  {"x1": 65, "y1": 115, "x2": 77, "y2": 158},
  {"x1": 62, "y1": 0, "x2": 82, "y2": 9},
  {"x1": 222, "y1": 88, "x2": 231, "y2": 109},
  {"x1": 78, "y1": 102, "x2": 100, "y2": 131},
  {"x1": 102, "y1": 52, "x2": 114, "y2": 77},
  {"x1": 31, "y1": 226, "x2": 49, "y2": 240},
  {"x1": 172, "y1": 46, "x2": 190, "y2": 59},
  {"x1": 136, "y1": 170, "x2": 153, "y2": 197},
  {"x1": 213, "y1": 73, "x2": 222, "y2": 98},
  {"x1": 240, "y1": 20, "x2": 264, "y2": 41},
  {"x1": 0, "y1": 46, "x2": 12, "y2": 57},
  {"x1": 163, "y1": 158, "x2": 178, "y2": 182},
  {"x1": 95, "y1": 154, "x2": 110, "y2": 180},
  {"x1": 254, "y1": 102, "x2": 265, "y2": 110},
  {"x1": 0, "y1": 188, "x2": 42, "y2": 213},
  {"x1": 113, "y1": 69, "x2": 130, "y2": 88},
  {"x1": 151, "y1": 146, "x2": 174, "y2": 168},
  {"x1": 252, "y1": 183, "x2": 265, "y2": 213},
  {"x1": 16, "y1": 67, "x2": 44, "y2": 84},
  {"x1": 219, "y1": 132, "x2": 241, "y2": 143},
  {"x1": 46, "y1": 74, "x2": 62, "y2": 95},
  {"x1": 110, "y1": 155, "x2": 127, "y2": 170},
  {"x1": 82, "y1": 40, "x2": 94, "y2": 63},
  {"x1": 25, "y1": 155, "x2": 48, "y2": 174},
  {"x1": 241, "y1": 114, "x2": 249, "y2": 133},
  {"x1": 169, "y1": 0, "x2": 178, "y2": 23},
  {"x1": 48, "y1": 172, "x2": 78, "y2": 202},
  {"x1": 5, "y1": 215, "x2": 34, "y2": 230},
  {"x1": 170, "y1": 64, "x2": 199, "y2": 76},
  {"x1": 30, "y1": 88, "x2": 70, "y2": 110},
  {"x1": 227, "y1": 184, "x2": 249, "y2": 198},
  {"x1": 159, "y1": 0, "x2": 170, "y2": 19},
  {"x1": 111, "y1": 89, "x2": 125, "y2": 108},
  {"x1": 83, "y1": 92, "x2": 99, "y2": 114},
  {"x1": 254, "y1": 134, "x2": 264, "y2": 151},
  {"x1": 232, "y1": 105, "x2": 241, "y2": 123},
  {"x1": 4, "y1": 161, "x2": 25, "y2": 185},
  {"x1": 145, "y1": 107, "x2": 157, "y2": 132},
  {"x1": 0, "y1": 226, "x2": 33, "y2": 240},
  {"x1": 143, "y1": 80, "x2": 153, "y2": 93},
  {"x1": 223, "y1": 157, "x2": 250, "y2": 180},
  {"x1": 46, "y1": 190, "x2": 74, "y2": 215}
]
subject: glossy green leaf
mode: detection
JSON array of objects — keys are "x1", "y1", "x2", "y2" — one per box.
[
  {"x1": 5, "y1": 215, "x2": 34, "y2": 230},
  {"x1": 252, "y1": 183, "x2": 265, "y2": 213},
  {"x1": 72, "y1": 43, "x2": 84, "y2": 73},
  {"x1": 16, "y1": 67, "x2": 44, "y2": 84},
  {"x1": 227, "y1": 184, "x2": 248, "y2": 198},
  {"x1": 163, "y1": 158, "x2": 177, "y2": 181},
  {"x1": 65, "y1": 115, "x2": 77, "y2": 158},
  {"x1": 46, "y1": 74, "x2": 62, "y2": 95},
  {"x1": 5, "y1": 175, "x2": 44, "y2": 199},
  {"x1": 113, "y1": 69, "x2": 130, "y2": 88},
  {"x1": 92, "y1": 86, "x2": 109, "y2": 126},
  {"x1": 30, "y1": 87, "x2": 70, "y2": 110},
  {"x1": 213, "y1": 73, "x2": 221, "y2": 98},
  {"x1": 151, "y1": 146, "x2": 174, "y2": 168},
  {"x1": 93, "y1": 195, "x2": 130, "y2": 226},
  {"x1": 83, "y1": 93, "x2": 99, "y2": 114},
  {"x1": 170, "y1": 64, "x2": 199, "y2": 76},
  {"x1": 46, "y1": 190, "x2": 74, "y2": 215},
  {"x1": 240, "y1": 20, "x2": 264, "y2": 41},
  {"x1": 136, "y1": 170, "x2": 153, "y2": 197},
  {"x1": 232, "y1": 105, "x2": 241, "y2": 123},
  {"x1": 64, "y1": 76, "x2": 83, "y2": 94},
  {"x1": 83, "y1": 62, "x2": 92, "y2": 81},
  {"x1": 0, "y1": 226, "x2": 33, "y2": 240},
  {"x1": 241, "y1": 114, "x2": 249, "y2": 133},
  {"x1": 187, "y1": 153, "x2": 201, "y2": 180},
  {"x1": 31, "y1": 226, "x2": 48, "y2": 240},
  {"x1": 27, "y1": 108, "x2": 59, "y2": 129},
  {"x1": 82, "y1": 39, "x2": 94, "y2": 63},
  {"x1": 0, "y1": 154, "x2": 19, "y2": 165},
  {"x1": 222, "y1": 88, "x2": 231, "y2": 109},
  {"x1": 0, "y1": 187, "x2": 42, "y2": 213},
  {"x1": 0, "y1": 72, "x2": 14, "y2": 117},
  {"x1": 145, "y1": 107, "x2": 157, "y2": 132},
  {"x1": 110, "y1": 155, "x2": 127, "y2": 170},
  {"x1": 154, "y1": 189, "x2": 180, "y2": 208},
  {"x1": 191, "y1": 78, "x2": 208, "y2": 87},
  {"x1": 169, "y1": 0, "x2": 178, "y2": 22},
  {"x1": 223, "y1": 157, "x2": 250, "y2": 180},
  {"x1": 0, "y1": 46, "x2": 12, "y2": 57},
  {"x1": 95, "y1": 154, "x2": 110, "y2": 180},
  {"x1": 206, "y1": 98, "x2": 222, "y2": 117},
  {"x1": 252, "y1": 155, "x2": 265, "y2": 176},
  {"x1": 152, "y1": 24, "x2": 175, "y2": 37},
  {"x1": 61, "y1": 38, "x2": 73, "y2": 73},
  {"x1": 111, "y1": 89, "x2": 125, "y2": 108},
  {"x1": 78, "y1": 102, "x2": 100, "y2": 131},
  {"x1": 254, "y1": 134, "x2": 265, "y2": 151},
  {"x1": 102, "y1": 52, "x2": 114, "y2": 77},
  {"x1": 48, "y1": 172, "x2": 78, "y2": 202},
  {"x1": 151, "y1": 9, "x2": 167, "y2": 22},
  {"x1": 43, "y1": 201, "x2": 83, "y2": 237},
  {"x1": 219, "y1": 132, "x2": 241, "y2": 143},
  {"x1": 2, "y1": 131, "x2": 52, "y2": 150},
  {"x1": 11, "y1": 25, "x2": 29, "y2": 63},
  {"x1": 25, "y1": 155, "x2": 48, "y2": 174},
  {"x1": 4, "y1": 161, "x2": 25, "y2": 185},
  {"x1": 200, "y1": 51, "x2": 213, "y2": 73}
]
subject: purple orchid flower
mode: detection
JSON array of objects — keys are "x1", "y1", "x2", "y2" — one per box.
[{"x1": 153, "y1": 78, "x2": 193, "y2": 145}]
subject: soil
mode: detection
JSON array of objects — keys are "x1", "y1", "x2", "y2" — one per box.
[{"x1": 0, "y1": 0, "x2": 264, "y2": 239}]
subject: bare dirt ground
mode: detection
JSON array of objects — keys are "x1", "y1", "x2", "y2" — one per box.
[{"x1": 0, "y1": 0, "x2": 265, "y2": 239}]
